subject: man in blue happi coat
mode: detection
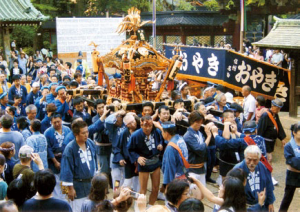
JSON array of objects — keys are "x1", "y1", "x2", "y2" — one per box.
[
  {"x1": 0, "y1": 92, "x2": 9, "y2": 111},
  {"x1": 60, "y1": 120, "x2": 98, "y2": 212},
  {"x1": 161, "y1": 121, "x2": 188, "y2": 186},
  {"x1": 40, "y1": 103, "x2": 57, "y2": 133},
  {"x1": 63, "y1": 106, "x2": 110, "y2": 152},
  {"x1": 105, "y1": 109, "x2": 126, "y2": 188},
  {"x1": 35, "y1": 86, "x2": 49, "y2": 121},
  {"x1": 8, "y1": 75, "x2": 28, "y2": 106},
  {"x1": 26, "y1": 82, "x2": 41, "y2": 105},
  {"x1": 44, "y1": 113, "x2": 71, "y2": 199},
  {"x1": 92, "y1": 99, "x2": 111, "y2": 177},
  {"x1": 46, "y1": 82, "x2": 58, "y2": 104},
  {"x1": 113, "y1": 113, "x2": 139, "y2": 192},
  {"x1": 73, "y1": 97, "x2": 92, "y2": 125},
  {"x1": 234, "y1": 145, "x2": 275, "y2": 212},
  {"x1": 127, "y1": 115, "x2": 163, "y2": 206},
  {"x1": 54, "y1": 86, "x2": 71, "y2": 122},
  {"x1": 183, "y1": 111, "x2": 212, "y2": 186}
]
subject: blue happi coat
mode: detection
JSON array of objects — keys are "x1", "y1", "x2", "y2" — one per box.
[
  {"x1": 105, "y1": 113, "x2": 125, "y2": 168},
  {"x1": 234, "y1": 161, "x2": 275, "y2": 208},
  {"x1": 44, "y1": 125, "x2": 71, "y2": 174},
  {"x1": 60, "y1": 139, "x2": 98, "y2": 199},
  {"x1": 284, "y1": 141, "x2": 300, "y2": 187},
  {"x1": 8, "y1": 85, "x2": 28, "y2": 105},
  {"x1": 73, "y1": 110, "x2": 92, "y2": 125},
  {"x1": 215, "y1": 134, "x2": 267, "y2": 160},
  {"x1": 40, "y1": 115, "x2": 51, "y2": 133},
  {"x1": 162, "y1": 134, "x2": 188, "y2": 185},
  {"x1": 26, "y1": 91, "x2": 41, "y2": 105},
  {"x1": 26, "y1": 132, "x2": 48, "y2": 172},
  {"x1": 54, "y1": 99, "x2": 70, "y2": 121},
  {"x1": 34, "y1": 96, "x2": 47, "y2": 120},
  {"x1": 22, "y1": 129, "x2": 32, "y2": 141},
  {"x1": 183, "y1": 127, "x2": 207, "y2": 174},
  {"x1": 113, "y1": 127, "x2": 132, "y2": 163},
  {"x1": 62, "y1": 118, "x2": 105, "y2": 151},
  {"x1": 14, "y1": 104, "x2": 26, "y2": 117},
  {"x1": 127, "y1": 127, "x2": 163, "y2": 172},
  {"x1": 46, "y1": 93, "x2": 56, "y2": 104}
]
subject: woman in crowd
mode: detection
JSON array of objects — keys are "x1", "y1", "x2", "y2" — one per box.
[
  {"x1": 255, "y1": 96, "x2": 268, "y2": 124},
  {"x1": 189, "y1": 175, "x2": 247, "y2": 212},
  {"x1": 16, "y1": 116, "x2": 31, "y2": 141},
  {"x1": 26, "y1": 55, "x2": 34, "y2": 74},
  {"x1": 5, "y1": 106, "x2": 18, "y2": 130},
  {"x1": 165, "y1": 179, "x2": 191, "y2": 212},
  {"x1": 0, "y1": 142, "x2": 16, "y2": 185},
  {"x1": 189, "y1": 168, "x2": 265, "y2": 212},
  {"x1": 81, "y1": 174, "x2": 109, "y2": 212}
]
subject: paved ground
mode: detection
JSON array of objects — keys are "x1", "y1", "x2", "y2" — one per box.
[{"x1": 110, "y1": 112, "x2": 300, "y2": 211}]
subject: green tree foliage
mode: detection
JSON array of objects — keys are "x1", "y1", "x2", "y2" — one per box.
[
  {"x1": 176, "y1": 0, "x2": 196, "y2": 10},
  {"x1": 85, "y1": 0, "x2": 152, "y2": 16},
  {"x1": 203, "y1": 0, "x2": 220, "y2": 11},
  {"x1": 10, "y1": 26, "x2": 37, "y2": 48},
  {"x1": 85, "y1": 0, "x2": 197, "y2": 15},
  {"x1": 31, "y1": 0, "x2": 76, "y2": 18}
]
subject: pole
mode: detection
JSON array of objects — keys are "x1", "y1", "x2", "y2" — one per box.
[
  {"x1": 240, "y1": 0, "x2": 244, "y2": 53},
  {"x1": 152, "y1": 0, "x2": 156, "y2": 49}
]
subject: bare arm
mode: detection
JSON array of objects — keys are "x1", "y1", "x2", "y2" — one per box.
[
  {"x1": 222, "y1": 122, "x2": 231, "y2": 139},
  {"x1": 190, "y1": 176, "x2": 224, "y2": 205},
  {"x1": 247, "y1": 112, "x2": 254, "y2": 121}
]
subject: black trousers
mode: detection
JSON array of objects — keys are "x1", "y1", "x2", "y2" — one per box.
[
  {"x1": 206, "y1": 147, "x2": 216, "y2": 180},
  {"x1": 279, "y1": 184, "x2": 297, "y2": 212}
]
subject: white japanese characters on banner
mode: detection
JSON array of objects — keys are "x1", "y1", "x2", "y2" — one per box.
[{"x1": 165, "y1": 45, "x2": 290, "y2": 111}]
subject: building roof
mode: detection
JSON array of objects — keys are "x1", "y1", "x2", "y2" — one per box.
[
  {"x1": 141, "y1": 10, "x2": 229, "y2": 27},
  {"x1": 254, "y1": 16, "x2": 300, "y2": 49},
  {"x1": 0, "y1": 0, "x2": 49, "y2": 24},
  {"x1": 288, "y1": 14, "x2": 300, "y2": 19}
]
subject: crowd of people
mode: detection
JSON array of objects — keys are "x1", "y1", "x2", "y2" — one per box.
[{"x1": 0, "y1": 43, "x2": 298, "y2": 212}]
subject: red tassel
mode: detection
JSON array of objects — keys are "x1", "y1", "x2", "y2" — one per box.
[
  {"x1": 167, "y1": 80, "x2": 174, "y2": 91},
  {"x1": 128, "y1": 75, "x2": 136, "y2": 93}
]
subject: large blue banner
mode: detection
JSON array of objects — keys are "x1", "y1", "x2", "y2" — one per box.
[{"x1": 165, "y1": 45, "x2": 289, "y2": 102}]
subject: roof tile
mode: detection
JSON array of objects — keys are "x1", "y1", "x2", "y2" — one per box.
[
  {"x1": 0, "y1": 0, "x2": 49, "y2": 22},
  {"x1": 254, "y1": 16, "x2": 300, "y2": 49}
]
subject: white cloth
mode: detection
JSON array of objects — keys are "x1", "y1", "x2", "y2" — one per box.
[
  {"x1": 53, "y1": 174, "x2": 67, "y2": 200},
  {"x1": 189, "y1": 172, "x2": 206, "y2": 186},
  {"x1": 243, "y1": 94, "x2": 256, "y2": 121},
  {"x1": 189, "y1": 172, "x2": 206, "y2": 200},
  {"x1": 123, "y1": 176, "x2": 140, "y2": 192},
  {"x1": 69, "y1": 197, "x2": 87, "y2": 212}
]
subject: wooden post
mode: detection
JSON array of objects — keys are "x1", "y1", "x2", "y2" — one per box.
[
  {"x1": 289, "y1": 54, "x2": 297, "y2": 117},
  {"x1": 240, "y1": 0, "x2": 244, "y2": 53},
  {"x1": 2, "y1": 27, "x2": 11, "y2": 61}
]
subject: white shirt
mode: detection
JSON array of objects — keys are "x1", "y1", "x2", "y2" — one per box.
[
  {"x1": 243, "y1": 94, "x2": 256, "y2": 121},
  {"x1": 271, "y1": 53, "x2": 283, "y2": 67}
]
